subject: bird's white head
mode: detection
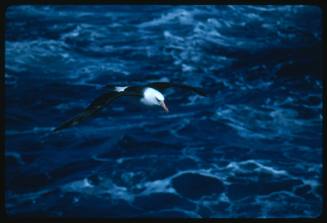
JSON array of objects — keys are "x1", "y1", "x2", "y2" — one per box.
[{"x1": 141, "y1": 87, "x2": 169, "y2": 112}]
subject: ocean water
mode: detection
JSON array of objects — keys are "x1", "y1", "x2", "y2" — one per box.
[{"x1": 5, "y1": 5, "x2": 323, "y2": 218}]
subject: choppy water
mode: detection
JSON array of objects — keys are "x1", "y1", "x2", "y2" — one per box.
[{"x1": 5, "y1": 5, "x2": 323, "y2": 218}]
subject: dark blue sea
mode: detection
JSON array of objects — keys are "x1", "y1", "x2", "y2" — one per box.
[{"x1": 5, "y1": 5, "x2": 323, "y2": 218}]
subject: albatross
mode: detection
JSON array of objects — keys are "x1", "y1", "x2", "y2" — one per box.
[{"x1": 53, "y1": 82, "x2": 207, "y2": 132}]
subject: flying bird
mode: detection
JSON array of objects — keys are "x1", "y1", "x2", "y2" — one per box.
[{"x1": 53, "y1": 82, "x2": 207, "y2": 132}]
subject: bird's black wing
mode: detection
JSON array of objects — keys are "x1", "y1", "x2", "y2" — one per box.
[
  {"x1": 147, "y1": 82, "x2": 207, "y2": 96},
  {"x1": 53, "y1": 91, "x2": 141, "y2": 132}
]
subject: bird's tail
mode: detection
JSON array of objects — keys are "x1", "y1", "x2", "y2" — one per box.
[{"x1": 102, "y1": 84, "x2": 128, "y2": 92}]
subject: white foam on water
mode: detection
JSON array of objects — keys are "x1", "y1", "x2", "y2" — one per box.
[
  {"x1": 62, "y1": 177, "x2": 134, "y2": 201},
  {"x1": 226, "y1": 160, "x2": 288, "y2": 176},
  {"x1": 139, "y1": 8, "x2": 194, "y2": 28},
  {"x1": 139, "y1": 178, "x2": 176, "y2": 195}
]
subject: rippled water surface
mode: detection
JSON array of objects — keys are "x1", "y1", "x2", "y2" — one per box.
[{"x1": 5, "y1": 5, "x2": 323, "y2": 218}]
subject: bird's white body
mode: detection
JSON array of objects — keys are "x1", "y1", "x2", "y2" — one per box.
[
  {"x1": 141, "y1": 87, "x2": 164, "y2": 106},
  {"x1": 113, "y1": 86, "x2": 167, "y2": 110},
  {"x1": 115, "y1": 86, "x2": 128, "y2": 92}
]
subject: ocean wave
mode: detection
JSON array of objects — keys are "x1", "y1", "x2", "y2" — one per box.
[{"x1": 5, "y1": 5, "x2": 322, "y2": 217}]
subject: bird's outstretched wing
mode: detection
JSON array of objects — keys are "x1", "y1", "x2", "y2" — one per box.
[
  {"x1": 53, "y1": 91, "x2": 140, "y2": 132},
  {"x1": 147, "y1": 82, "x2": 207, "y2": 96}
]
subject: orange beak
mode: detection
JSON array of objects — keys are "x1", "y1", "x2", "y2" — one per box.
[{"x1": 160, "y1": 101, "x2": 169, "y2": 112}]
